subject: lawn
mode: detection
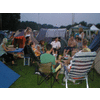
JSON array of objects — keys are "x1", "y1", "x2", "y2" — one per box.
[{"x1": 4, "y1": 58, "x2": 100, "y2": 88}]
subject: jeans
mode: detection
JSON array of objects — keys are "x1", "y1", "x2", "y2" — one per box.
[{"x1": 63, "y1": 65, "x2": 68, "y2": 74}]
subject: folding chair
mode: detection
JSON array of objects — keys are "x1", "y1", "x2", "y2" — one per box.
[
  {"x1": 37, "y1": 62, "x2": 58, "y2": 88},
  {"x1": 64, "y1": 52, "x2": 96, "y2": 88}
]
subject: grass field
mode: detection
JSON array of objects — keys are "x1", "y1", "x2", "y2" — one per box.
[{"x1": 4, "y1": 58, "x2": 100, "y2": 88}]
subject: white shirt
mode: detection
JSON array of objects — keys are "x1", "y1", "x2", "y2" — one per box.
[
  {"x1": 79, "y1": 32, "x2": 84, "y2": 38},
  {"x1": 51, "y1": 41, "x2": 61, "y2": 49},
  {"x1": 25, "y1": 34, "x2": 30, "y2": 37}
]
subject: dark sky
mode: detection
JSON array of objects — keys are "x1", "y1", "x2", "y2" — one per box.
[{"x1": 20, "y1": 13, "x2": 100, "y2": 27}]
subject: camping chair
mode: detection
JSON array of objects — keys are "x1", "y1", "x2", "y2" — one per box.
[
  {"x1": 37, "y1": 62, "x2": 58, "y2": 88},
  {"x1": 64, "y1": 52, "x2": 96, "y2": 88}
]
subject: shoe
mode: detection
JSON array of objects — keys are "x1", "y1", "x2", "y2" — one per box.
[
  {"x1": 55, "y1": 79, "x2": 60, "y2": 84},
  {"x1": 68, "y1": 79, "x2": 75, "y2": 84},
  {"x1": 35, "y1": 72, "x2": 40, "y2": 75}
]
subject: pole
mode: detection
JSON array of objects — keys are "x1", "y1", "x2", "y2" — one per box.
[{"x1": 0, "y1": 13, "x2": 2, "y2": 30}]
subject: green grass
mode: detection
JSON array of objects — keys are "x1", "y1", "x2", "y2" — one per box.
[{"x1": 3, "y1": 58, "x2": 100, "y2": 88}]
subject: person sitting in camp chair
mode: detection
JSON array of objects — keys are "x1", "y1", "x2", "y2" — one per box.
[
  {"x1": 62, "y1": 39, "x2": 91, "y2": 83},
  {"x1": 24, "y1": 38, "x2": 39, "y2": 64},
  {"x1": 30, "y1": 42, "x2": 41, "y2": 59},
  {"x1": 0, "y1": 38, "x2": 16, "y2": 66},
  {"x1": 51, "y1": 37, "x2": 61, "y2": 56},
  {"x1": 64, "y1": 34, "x2": 77, "y2": 55},
  {"x1": 40, "y1": 44, "x2": 63, "y2": 81}
]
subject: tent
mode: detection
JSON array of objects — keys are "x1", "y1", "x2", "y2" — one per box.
[
  {"x1": 89, "y1": 30, "x2": 100, "y2": 51},
  {"x1": 46, "y1": 28, "x2": 67, "y2": 38},
  {"x1": 12, "y1": 30, "x2": 38, "y2": 48},
  {"x1": 0, "y1": 31, "x2": 6, "y2": 44},
  {"x1": 69, "y1": 25, "x2": 89, "y2": 36},
  {"x1": 90, "y1": 25, "x2": 99, "y2": 31},
  {"x1": 94, "y1": 50, "x2": 100, "y2": 74},
  {"x1": 36, "y1": 28, "x2": 67, "y2": 54},
  {"x1": 36, "y1": 28, "x2": 48, "y2": 42}
]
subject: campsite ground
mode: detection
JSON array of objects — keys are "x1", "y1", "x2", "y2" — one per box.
[{"x1": 5, "y1": 58, "x2": 100, "y2": 88}]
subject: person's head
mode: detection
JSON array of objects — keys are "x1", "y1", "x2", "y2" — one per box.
[
  {"x1": 70, "y1": 34, "x2": 74, "y2": 40},
  {"x1": 26, "y1": 28, "x2": 30, "y2": 33},
  {"x1": 2, "y1": 38, "x2": 7, "y2": 44},
  {"x1": 39, "y1": 40, "x2": 45, "y2": 46},
  {"x1": 79, "y1": 27, "x2": 83, "y2": 33},
  {"x1": 55, "y1": 37, "x2": 59, "y2": 42},
  {"x1": 46, "y1": 44, "x2": 52, "y2": 52},
  {"x1": 30, "y1": 42, "x2": 35, "y2": 48},
  {"x1": 26, "y1": 36, "x2": 30, "y2": 40},
  {"x1": 75, "y1": 37, "x2": 79, "y2": 42},
  {"x1": 82, "y1": 39, "x2": 88, "y2": 48},
  {"x1": 25, "y1": 39, "x2": 31, "y2": 46}
]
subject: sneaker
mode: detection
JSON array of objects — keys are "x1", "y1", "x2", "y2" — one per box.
[
  {"x1": 63, "y1": 77, "x2": 76, "y2": 84},
  {"x1": 68, "y1": 79, "x2": 75, "y2": 84},
  {"x1": 35, "y1": 72, "x2": 40, "y2": 75}
]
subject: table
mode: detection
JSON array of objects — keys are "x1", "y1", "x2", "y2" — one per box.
[{"x1": 8, "y1": 48, "x2": 24, "y2": 53}]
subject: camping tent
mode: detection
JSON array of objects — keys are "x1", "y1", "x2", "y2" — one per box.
[
  {"x1": 89, "y1": 30, "x2": 100, "y2": 51},
  {"x1": 0, "y1": 31, "x2": 6, "y2": 44},
  {"x1": 90, "y1": 25, "x2": 99, "y2": 31},
  {"x1": 46, "y1": 28, "x2": 67, "y2": 38},
  {"x1": 36, "y1": 28, "x2": 67, "y2": 54},
  {"x1": 94, "y1": 50, "x2": 100, "y2": 74},
  {"x1": 12, "y1": 30, "x2": 38, "y2": 48},
  {"x1": 36, "y1": 28, "x2": 48, "y2": 42}
]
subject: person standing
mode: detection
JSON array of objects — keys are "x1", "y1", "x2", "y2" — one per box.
[{"x1": 79, "y1": 27, "x2": 85, "y2": 42}]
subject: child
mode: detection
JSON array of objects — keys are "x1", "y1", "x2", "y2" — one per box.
[
  {"x1": 30, "y1": 42, "x2": 41, "y2": 58},
  {"x1": 36, "y1": 40, "x2": 45, "y2": 54}
]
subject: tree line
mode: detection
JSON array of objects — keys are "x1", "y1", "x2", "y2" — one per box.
[{"x1": 1, "y1": 13, "x2": 100, "y2": 31}]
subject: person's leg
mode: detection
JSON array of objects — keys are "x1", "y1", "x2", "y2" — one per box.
[
  {"x1": 7, "y1": 53, "x2": 15, "y2": 64},
  {"x1": 1, "y1": 54, "x2": 9, "y2": 63},
  {"x1": 55, "y1": 63, "x2": 63, "y2": 79}
]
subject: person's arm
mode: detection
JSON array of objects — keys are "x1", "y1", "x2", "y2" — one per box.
[
  {"x1": 57, "y1": 42, "x2": 61, "y2": 49},
  {"x1": 52, "y1": 57, "x2": 56, "y2": 68},
  {"x1": 35, "y1": 49, "x2": 41, "y2": 54},
  {"x1": 81, "y1": 32, "x2": 84, "y2": 43},
  {"x1": 2, "y1": 44, "x2": 10, "y2": 52},
  {"x1": 68, "y1": 39, "x2": 71, "y2": 46},
  {"x1": 36, "y1": 45, "x2": 40, "y2": 52}
]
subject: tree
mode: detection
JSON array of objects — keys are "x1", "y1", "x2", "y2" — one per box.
[
  {"x1": 96, "y1": 23, "x2": 100, "y2": 29},
  {"x1": 2, "y1": 13, "x2": 20, "y2": 31},
  {"x1": 79, "y1": 21, "x2": 87, "y2": 26}
]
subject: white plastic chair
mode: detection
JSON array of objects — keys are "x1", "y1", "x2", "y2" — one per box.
[{"x1": 64, "y1": 52, "x2": 96, "y2": 88}]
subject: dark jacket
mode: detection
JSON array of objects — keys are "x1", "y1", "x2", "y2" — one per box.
[{"x1": 24, "y1": 45, "x2": 39, "y2": 61}]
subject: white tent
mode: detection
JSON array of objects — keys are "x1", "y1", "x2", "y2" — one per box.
[
  {"x1": 46, "y1": 28, "x2": 67, "y2": 38},
  {"x1": 90, "y1": 25, "x2": 99, "y2": 31}
]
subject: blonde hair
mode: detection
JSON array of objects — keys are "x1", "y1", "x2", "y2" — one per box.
[
  {"x1": 3, "y1": 38, "x2": 7, "y2": 44},
  {"x1": 96, "y1": 30, "x2": 98, "y2": 35},
  {"x1": 79, "y1": 27, "x2": 83, "y2": 33},
  {"x1": 82, "y1": 48, "x2": 88, "y2": 52},
  {"x1": 83, "y1": 39, "x2": 88, "y2": 46}
]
